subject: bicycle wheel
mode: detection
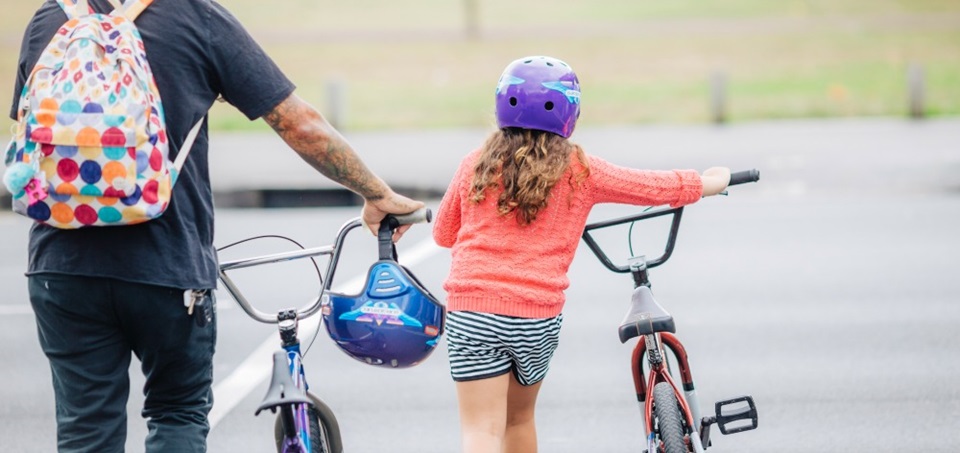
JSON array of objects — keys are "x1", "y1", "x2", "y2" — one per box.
[
  {"x1": 652, "y1": 382, "x2": 687, "y2": 453},
  {"x1": 274, "y1": 392, "x2": 343, "y2": 453}
]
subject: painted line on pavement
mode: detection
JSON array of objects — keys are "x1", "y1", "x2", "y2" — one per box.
[
  {"x1": 0, "y1": 305, "x2": 33, "y2": 316},
  {"x1": 208, "y1": 237, "x2": 442, "y2": 429}
]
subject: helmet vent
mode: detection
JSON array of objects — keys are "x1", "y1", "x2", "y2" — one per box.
[
  {"x1": 509, "y1": 97, "x2": 518, "y2": 107},
  {"x1": 544, "y1": 101, "x2": 554, "y2": 111},
  {"x1": 546, "y1": 62, "x2": 554, "y2": 67}
]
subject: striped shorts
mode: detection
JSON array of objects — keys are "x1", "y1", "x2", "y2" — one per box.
[{"x1": 445, "y1": 311, "x2": 564, "y2": 386}]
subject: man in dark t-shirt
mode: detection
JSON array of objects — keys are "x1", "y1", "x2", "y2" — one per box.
[{"x1": 10, "y1": 1, "x2": 423, "y2": 451}]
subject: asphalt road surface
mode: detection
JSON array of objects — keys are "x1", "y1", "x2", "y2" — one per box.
[{"x1": 1, "y1": 118, "x2": 958, "y2": 452}]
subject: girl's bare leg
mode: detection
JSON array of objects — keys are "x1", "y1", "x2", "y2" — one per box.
[
  {"x1": 503, "y1": 371, "x2": 544, "y2": 453},
  {"x1": 456, "y1": 373, "x2": 511, "y2": 453}
]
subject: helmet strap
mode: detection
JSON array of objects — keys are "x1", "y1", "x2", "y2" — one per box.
[{"x1": 378, "y1": 219, "x2": 399, "y2": 261}]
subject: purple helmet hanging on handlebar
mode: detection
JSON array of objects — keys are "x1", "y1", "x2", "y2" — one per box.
[{"x1": 495, "y1": 55, "x2": 581, "y2": 138}]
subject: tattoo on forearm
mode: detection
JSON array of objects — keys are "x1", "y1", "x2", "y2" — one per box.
[{"x1": 263, "y1": 96, "x2": 385, "y2": 201}]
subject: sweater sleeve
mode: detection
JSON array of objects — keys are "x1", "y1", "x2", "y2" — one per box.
[
  {"x1": 432, "y1": 153, "x2": 473, "y2": 248},
  {"x1": 586, "y1": 155, "x2": 703, "y2": 208}
]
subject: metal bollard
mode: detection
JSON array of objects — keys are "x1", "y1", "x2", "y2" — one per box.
[
  {"x1": 907, "y1": 63, "x2": 925, "y2": 120},
  {"x1": 710, "y1": 71, "x2": 727, "y2": 125},
  {"x1": 326, "y1": 78, "x2": 347, "y2": 130},
  {"x1": 464, "y1": 0, "x2": 479, "y2": 40}
]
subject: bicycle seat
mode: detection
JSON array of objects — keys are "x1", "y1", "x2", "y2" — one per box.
[
  {"x1": 255, "y1": 350, "x2": 313, "y2": 415},
  {"x1": 618, "y1": 286, "x2": 675, "y2": 343}
]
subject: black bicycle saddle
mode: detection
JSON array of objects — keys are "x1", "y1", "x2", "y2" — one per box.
[
  {"x1": 618, "y1": 286, "x2": 676, "y2": 343},
  {"x1": 256, "y1": 350, "x2": 313, "y2": 415}
]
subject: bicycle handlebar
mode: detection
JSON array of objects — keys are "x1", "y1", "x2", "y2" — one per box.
[
  {"x1": 729, "y1": 169, "x2": 760, "y2": 186},
  {"x1": 582, "y1": 169, "x2": 759, "y2": 274},
  {"x1": 217, "y1": 207, "x2": 432, "y2": 324},
  {"x1": 389, "y1": 208, "x2": 433, "y2": 226},
  {"x1": 582, "y1": 207, "x2": 684, "y2": 273}
]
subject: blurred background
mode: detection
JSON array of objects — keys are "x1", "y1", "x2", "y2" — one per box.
[
  {"x1": 2, "y1": 0, "x2": 958, "y2": 132},
  {"x1": 1, "y1": 2, "x2": 959, "y2": 452}
]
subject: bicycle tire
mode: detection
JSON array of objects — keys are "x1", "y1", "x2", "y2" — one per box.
[
  {"x1": 653, "y1": 382, "x2": 687, "y2": 453},
  {"x1": 274, "y1": 392, "x2": 344, "y2": 453}
]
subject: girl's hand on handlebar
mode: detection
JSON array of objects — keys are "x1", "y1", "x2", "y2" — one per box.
[
  {"x1": 362, "y1": 191, "x2": 426, "y2": 242},
  {"x1": 700, "y1": 167, "x2": 731, "y2": 197}
]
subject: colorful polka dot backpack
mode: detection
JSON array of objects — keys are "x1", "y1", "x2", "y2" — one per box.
[{"x1": 2, "y1": 0, "x2": 203, "y2": 228}]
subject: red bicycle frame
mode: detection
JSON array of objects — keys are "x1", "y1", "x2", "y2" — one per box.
[{"x1": 632, "y1": 332, "x2": 700, "y2": 435}]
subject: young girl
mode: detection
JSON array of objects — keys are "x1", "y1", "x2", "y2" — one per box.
[{"x1": 432, "y1": 55, "x2": 730, "y2": 453}]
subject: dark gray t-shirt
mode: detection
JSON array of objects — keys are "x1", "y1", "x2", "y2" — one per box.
[{"x1": 10, "y1": 0, "x2": 295, "y2": 289}]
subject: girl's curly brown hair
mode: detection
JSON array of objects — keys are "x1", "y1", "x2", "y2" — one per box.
[{"x1": 470, "y1": 128, "x2": 590, "y2": 225}]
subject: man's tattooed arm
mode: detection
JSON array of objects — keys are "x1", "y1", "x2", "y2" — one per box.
[{"x1": 262, "y1": 94, "x2": 386, "y2": 201}]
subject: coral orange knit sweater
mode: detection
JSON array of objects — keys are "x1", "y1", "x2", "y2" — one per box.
[{"x1": 432, "y1": 149, "x2": 703, "y2": 318}]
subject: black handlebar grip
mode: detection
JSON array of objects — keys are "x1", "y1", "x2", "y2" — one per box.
[
  {"x1": 729, "y1": 169, "x2": 760, "y2": 186},
  {"x1": 390, "y1": 207, "x2": 433, "y2": 226}
]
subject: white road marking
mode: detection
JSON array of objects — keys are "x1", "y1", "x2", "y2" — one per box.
[
  {"x1": 208, "y1": 238, "x2": 441, "y2": 429},
  {"x1": 0, "y1": 305, "x2": 32, "y2": 316}
]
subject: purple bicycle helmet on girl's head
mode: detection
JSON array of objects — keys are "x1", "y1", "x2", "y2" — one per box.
[{"x1": 495, "y1": 55, "x2": 581, "y2": 138}]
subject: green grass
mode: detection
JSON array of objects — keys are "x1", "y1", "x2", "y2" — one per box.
[{"x1": 2, "y1": 0, "x2": 959, "y2": 131}]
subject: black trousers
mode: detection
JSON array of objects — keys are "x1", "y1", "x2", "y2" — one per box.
[{"x1": 28, "y1": 274, "x2": 217, "y2": 453}]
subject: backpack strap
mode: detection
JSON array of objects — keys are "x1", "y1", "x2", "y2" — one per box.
[
  {"x1": 58, "y1": 0, "x2": 150, "y2": 20},
  {"x1": 170, "y1": 117, "x2": 206, "y2": 185},
  {"x1": 114, "y1": 0, "x2": 154, "y2": 22},
  {"x1": 56, "y1": 0, "x2": 91, "y2": 19}
]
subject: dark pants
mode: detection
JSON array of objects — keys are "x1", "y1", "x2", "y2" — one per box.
[{"x1": 28, "y1": 274, "x2": 217, "y2": 453}]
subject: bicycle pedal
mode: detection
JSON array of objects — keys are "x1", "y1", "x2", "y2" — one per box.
[{"x1": 714, "y1": 395, "x2": 758, "y2": 434}]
